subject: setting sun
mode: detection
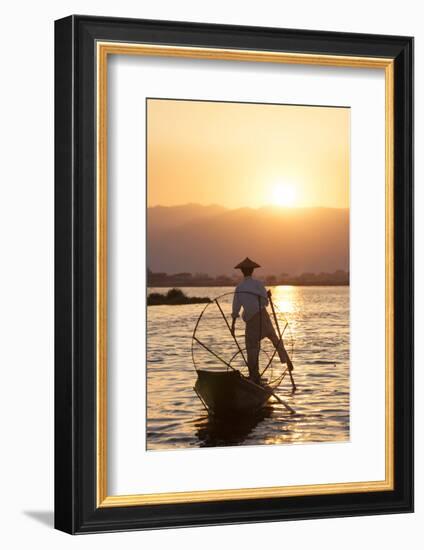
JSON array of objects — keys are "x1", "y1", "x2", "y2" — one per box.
[
  {"x1": 148, "y1": 100, "x2": 349, "y2": 209},
  {"x1": 271, "y1": 183, "x2": 297, "y2": 207}
]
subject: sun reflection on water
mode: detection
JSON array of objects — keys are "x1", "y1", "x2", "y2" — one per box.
[{"x1": 271, "y1": 285, "x2": 299, "y2": 316}]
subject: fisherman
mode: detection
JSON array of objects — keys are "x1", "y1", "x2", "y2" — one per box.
[{"x1": 230, "y1": 257, "x2": 294, "y2": 384}]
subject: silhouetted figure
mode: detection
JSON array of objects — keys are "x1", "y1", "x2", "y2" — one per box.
[{"x1": 230, "y1": 257, "x2": 293, "y2": 383}]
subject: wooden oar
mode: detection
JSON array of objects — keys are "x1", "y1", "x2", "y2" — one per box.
[
  {"x1": 270, "y1": 391, "x2": 296, "y2": 414},
  {"x1": 268, "y1": 293, "x2": 297, "y2": 392},
  {"x1": 244, "y1": 376, "x2": 295, "y2": 414}
]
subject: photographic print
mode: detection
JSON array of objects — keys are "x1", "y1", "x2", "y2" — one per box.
[{"x1": 146, "y1": 98, "x2": 350, "y2": 451}]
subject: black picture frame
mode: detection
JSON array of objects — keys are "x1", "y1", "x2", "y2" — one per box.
[{"x1": 55, "y1": 15, "x2": 414, "y2": 534}]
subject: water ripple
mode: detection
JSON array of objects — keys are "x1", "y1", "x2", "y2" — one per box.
[{"x1": 147, "y1": 286, "x2": 349, "y2": 450}]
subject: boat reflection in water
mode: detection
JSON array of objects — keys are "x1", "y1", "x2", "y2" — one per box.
[{"x1": 194, "y1": 406, "x2": 274, "y2": 447}]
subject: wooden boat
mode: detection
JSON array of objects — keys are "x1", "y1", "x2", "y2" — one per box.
[
  {"x1": 191, "y1": 291, "x2": 296, "y2": 417},
  {"x1": 194, "y1": 369, "x2": 273, "y2": 416}
]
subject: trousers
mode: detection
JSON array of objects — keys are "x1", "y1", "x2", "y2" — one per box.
[{"x1": 245, "y1": 308, "x2": 288, "y2": 380}]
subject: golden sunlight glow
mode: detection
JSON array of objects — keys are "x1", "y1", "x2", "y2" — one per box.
[
  {"x1": 271, "y1": 183, "x2": 297, "y2": 207},
  {"x1": 147, "y1": 100, "x2": 350, "y2": 209},
  {"x1": 272, "y1": 285, "x2": 298, "y2": 315}
]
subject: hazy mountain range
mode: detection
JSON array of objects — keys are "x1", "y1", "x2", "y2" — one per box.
[{"x1": 147, "y1": 204, "x2": 349, "y2": 276}]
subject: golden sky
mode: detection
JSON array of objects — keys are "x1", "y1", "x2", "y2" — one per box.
[{"x1": 147, "y1": 99, "x2": 349, "y2": 209}]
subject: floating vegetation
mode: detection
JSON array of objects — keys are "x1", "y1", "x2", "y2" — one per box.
[{"x1": 147, "y1": 288, "x2": 211, "y2": 306}]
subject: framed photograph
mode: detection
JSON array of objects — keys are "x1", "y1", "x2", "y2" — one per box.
[{"x1": 54, "y1": 15, "x2": 413, "y2": 534}]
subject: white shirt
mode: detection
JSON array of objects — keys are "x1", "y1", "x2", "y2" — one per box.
[{"x1": 232, "y1": 277, "x2": 269, "y2": 322}]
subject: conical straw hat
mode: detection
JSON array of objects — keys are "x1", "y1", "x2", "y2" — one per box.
[{"x1": 234, "y1": 257, "x2": 261, "y2": 270}]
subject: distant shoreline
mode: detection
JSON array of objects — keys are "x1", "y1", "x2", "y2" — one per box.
[
  {"x1": 147, "y1": 288, "x2": 211, "y2": 306},
  {"x1": 148, "y1": 282, "x2": 350, "y2": 288}
]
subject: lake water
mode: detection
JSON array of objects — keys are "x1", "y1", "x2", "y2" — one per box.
[{"x1": 147, "y1": 285, "x2": 349, "y2": 450}]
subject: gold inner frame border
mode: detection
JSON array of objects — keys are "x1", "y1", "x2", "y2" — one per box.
[{"x1": 96, "y1": 41, "x2": 394, "y2": 508}]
